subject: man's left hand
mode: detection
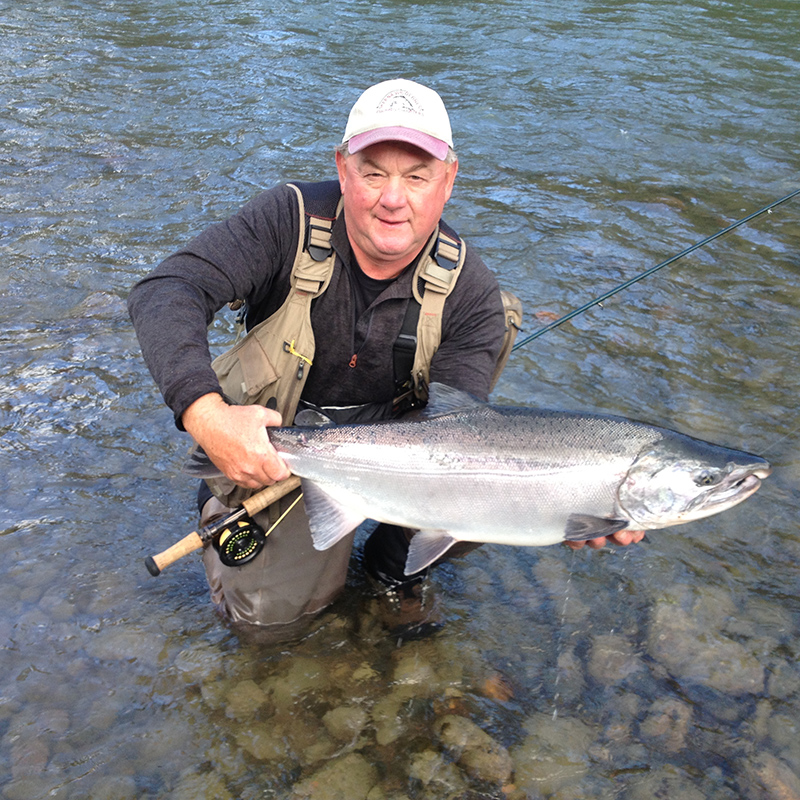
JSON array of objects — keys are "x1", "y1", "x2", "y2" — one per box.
[{"x1": 564, "y1": 530, "x2": 645, "y2": 551}]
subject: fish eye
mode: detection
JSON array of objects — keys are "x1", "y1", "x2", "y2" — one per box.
[{"x1": 694, "y1": 469, "x2": 719, "y2": 487}]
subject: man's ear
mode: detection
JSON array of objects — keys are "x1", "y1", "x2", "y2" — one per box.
[
  {"x1": 443, "y1": 159, "x2": 458, "y2": 204},
  {"x1": 335, "y1": 150, "x2": 348, "y2": 193}
]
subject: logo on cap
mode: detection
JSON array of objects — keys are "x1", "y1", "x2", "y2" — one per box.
[{"x1": 375, "y1": 89, "x2": 424, "y2": 117}]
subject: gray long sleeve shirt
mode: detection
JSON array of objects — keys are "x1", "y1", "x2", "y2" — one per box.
[{"x1": 127, "y1": 181, "x2": 505, "y2": 427}]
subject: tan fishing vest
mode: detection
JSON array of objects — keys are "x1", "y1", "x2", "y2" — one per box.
[{"x1": 206, "y1": 183, "x2": 522, "y2": 505}]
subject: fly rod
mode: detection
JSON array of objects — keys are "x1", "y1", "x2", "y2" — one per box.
[
  {"x1": 145, "y1": 475, "x2": 301, "y2": 575},
  {"x1": 512, "y1": 187, "x2": 800, "y2": 352}
]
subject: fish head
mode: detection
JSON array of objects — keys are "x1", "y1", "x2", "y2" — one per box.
[{"x1": 617, "y1": 436, "x2": 771, "y2": 529}]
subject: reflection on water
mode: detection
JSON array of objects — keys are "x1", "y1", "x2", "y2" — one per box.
[{"x1": 1, "y1": 0, "x2": 799, "y2": 796}]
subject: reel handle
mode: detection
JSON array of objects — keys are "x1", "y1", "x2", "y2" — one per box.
[{"x1": 144, "y1": 475, "x2": 302, "y2": 576}]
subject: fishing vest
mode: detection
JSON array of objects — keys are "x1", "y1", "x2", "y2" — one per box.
[{"x1": 206, "y1": 181, "x2": 522, "y2": 505}]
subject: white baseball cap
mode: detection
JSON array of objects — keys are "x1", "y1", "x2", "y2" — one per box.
[{"x1": 342, "y1": 79, "x2": 454, "y2": 161}]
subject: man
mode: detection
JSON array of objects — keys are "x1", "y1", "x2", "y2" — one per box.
[{"x1": 129, "y1": 79, "x2": 641, "y2": 639}]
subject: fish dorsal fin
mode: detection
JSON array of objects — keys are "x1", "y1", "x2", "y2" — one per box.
[
  {"x1": 302, "y1": 480, "x2": 365, "y2": 550},
  {"x1": 422, "y1": 383, "x2": 485, "y2": 419},
  {"x1": 405, "y1": 529, "x2": 458, "y2": 575},
  {"x1": 563, "y1": 515, "x2": 630, "y2": 542}
]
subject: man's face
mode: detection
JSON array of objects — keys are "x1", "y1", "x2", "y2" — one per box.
[{"x1": 335, "y1": 141, "x2": 458, "y2": 278}]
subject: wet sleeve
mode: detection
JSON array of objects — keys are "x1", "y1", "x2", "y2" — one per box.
[
  {"x1": 126, "y1": 184, "x2": 300, "y2": 427},
  {"x1": 429, "y1": 246, "x2": 506, "y2": 402}
]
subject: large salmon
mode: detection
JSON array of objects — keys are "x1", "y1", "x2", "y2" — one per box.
[{"x1": 190, "y1": 384, "x2": 771, "y2": 575}]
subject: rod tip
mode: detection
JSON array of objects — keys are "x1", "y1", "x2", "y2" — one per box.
[{"x1": 144, "y1": 556, "x2": 161, "y2": 577}]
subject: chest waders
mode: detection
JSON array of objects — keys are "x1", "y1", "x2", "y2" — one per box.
[{"x1": 204, "y1": 182, "x2": 522, "y2": 508}]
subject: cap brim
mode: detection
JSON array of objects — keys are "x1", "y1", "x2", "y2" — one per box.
[{"x1": 347, "y1": 127, "x2": 449, "y2": 160}]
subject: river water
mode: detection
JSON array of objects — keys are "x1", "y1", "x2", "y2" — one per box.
[{"x1": 1, "y1": 0, "x2": 799, "y2": 797}]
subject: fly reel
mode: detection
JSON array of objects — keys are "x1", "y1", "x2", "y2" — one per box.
[{"x1": 213, "y1": 517, "x2": 266, "y2": 567}]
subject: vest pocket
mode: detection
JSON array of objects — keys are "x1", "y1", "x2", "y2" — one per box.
[{"x1": 212, "y1": 333, "x2": 281, "y2": 405}]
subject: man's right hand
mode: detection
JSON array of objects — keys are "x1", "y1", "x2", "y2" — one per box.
[{"x1": 181, "y1": 393, "x2": 291, "y2": 489}]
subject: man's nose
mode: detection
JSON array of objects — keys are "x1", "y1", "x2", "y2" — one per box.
[{"x1": 380, "y1": 176, "x2": 407, "y2": 208}]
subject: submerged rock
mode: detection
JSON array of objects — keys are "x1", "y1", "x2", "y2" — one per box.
[
  {"x1": 639, "y1": 697, "x2": 693, "y2": 753},
  {"x1": 263, "y1": 656, "x2": 332, "y2": 711},
  {"x1": 173, "y1": 643, "x2": 225, "y2": 684},
  {"x1": 290, "y1": 752, "x2": 378, "y2": 800},
  {"x1": 235, "y1": 722, "x2": 290, "y2": 762},
  {"x1": 623, "y1": 764, "x2": 707, "y2": 800},
  {"x1": 322, "y1": 705, "x2": 369, "y2": 743},
  {"x1": 511, "y1": 712, "x2": 597, "y2": 796},
  {"x1": 737, "y1": 752, "x2": 800, "y2": 800},
  {"x1": 434, "y1": 714, "x2": 513, "y2": 786},
  {"x1": 83, "y1": 625, "x2": 166, "y2": 666},
  {"x1": 408, "y1": 749, "x2": 467, "y2": 793},
  {"x1": 647, "y1": 603, "x2": 764, "y2": 695},
  {"x1": 587, "y1": 633, "x2": 644, "y2": 685},
  {"x1": 87, "y1": 775, "x2": 140, "y2": 800},
  {"x1": 224, "y1": 679, "x2": 270, "y2": 721},
  {"x1": 171, "y1": 770, "x2": 234, "y2": 800},
  {"x1": 371, "y1": 690, "x2": 412, "y2": 747}
]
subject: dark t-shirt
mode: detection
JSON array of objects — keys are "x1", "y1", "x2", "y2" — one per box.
[{"x1": 127, "y1": 181, "x2": 505, "y2": 427}]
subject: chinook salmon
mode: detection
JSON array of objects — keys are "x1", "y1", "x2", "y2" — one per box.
[{"x1": 189, "y1": 384, "x2": 771, "y2": 575}]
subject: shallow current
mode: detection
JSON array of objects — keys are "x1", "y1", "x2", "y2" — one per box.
[{"x1": 1, "y1": 0, "x2": 799, "y2": 797}]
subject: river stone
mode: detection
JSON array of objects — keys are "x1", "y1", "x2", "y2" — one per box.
[
  {"x1": 3, "y1": 777, "x2": 59, "y2": 800},
  {"x1": 639, "y1": 697, "x2": 692, "y2": 753},
  {"x1": 767, "y1": 661, "x2": 800, "y2": 700},
  {"x1": 371, "y1": 692, "x2": 410, "y2": 747},
  {"x1": 532, "y1": 556, "x2": 592, "y2": 624},
  {"x1": 622, "y1": 764, "x2": 707, "y2": 800},
  {"x1": 263, "y1": 656, "x2": 331, "y2": 710},
  {"x1": 512, "y1": 712, "x2": 596, "y2": 796},
  {"x1": 85, "y1": 775, "x2": 139, "y2": 800},
  {"x1": 171, "y1": 770, "x2": 234, "y2": 800},
  {"x1": 434, "y1": 714, "x2": 513, "y2": 785},
  {"x1": 392, "y1": 649, "x2": 437, "y2": 689},
  {"x1": 235, "y1": 722, "x2": 289, "y2": 761},
  {"x1": 173, "y1": 643, "x2": 225, "y2": 684},
  {"x1": 587, "y1": 633, "x2": 643, "y2": 685},
  {"x1": 83, "y1": 625, "x2": 166, "y2": 666},
  {"x1": 408, "y1": 749, "x2": 466, "y2": 792},
  {"x1": 647, "y1": 602, "x2": 764, "y2": 694},
  {"x1": 290, "y1": 752, "x2": 378, "y2": 800},
  {"x1": 767, "y1": 711, "x2": 800, "y2": 758},
  {"x1": 555, "y1": 646, "x2": 586, "y2": 705},
  {"x1": 225, "y1": 679, "x2": 269, "y2": 720},
  {"x1": 322, "y1": 705, "x2": 369, "y2": 742},
  {"x1": 37, "y1": 586, "x2": 76, "y2": 621},
  {"x1": 10, "y1": 735, "x2": 49, "y2": 780},
  {"x1": 352, "y1": 662, "x2": 379, "y2": 682},
  {"x1": 736, "y1": 752, "x2": 800, "y2": 800}
]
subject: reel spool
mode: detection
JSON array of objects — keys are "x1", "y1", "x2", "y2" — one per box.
[{"x1": 213, "y1": 517, "x2": 267, "y2": 567}]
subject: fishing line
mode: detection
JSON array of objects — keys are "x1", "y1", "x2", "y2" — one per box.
[
  {"x1": 511, "y1": 188, "x2": 800, "y2": 352},
  {"x1": 265, "y1": 492, "x2": 305, "y2": 535},
  {"x1": 552, "y1": 549, "x2": 576, "y2": 722},
  {"x1": 757, "y1": 422, "x2": 800, "y2": 458}
]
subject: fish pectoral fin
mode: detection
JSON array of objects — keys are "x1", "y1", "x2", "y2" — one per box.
[
  {"x1": 302, "y1": 481, "x2": 365, "y2": 551},
  {"x1": 422, "y1": 383, "x2": 484, "y2": 418},
  {"x1": 405, "y1": 530, "x2": 458, "y2": 576},
  {"x1": 563, "y1": 515, "x2": 630, "y2": 542},
  {"x1": 182, "y1": 445, "x2": 224, "y2": 478},
  {"x1": 293, "y1": 408, "x2": 334, "y2": 428}
]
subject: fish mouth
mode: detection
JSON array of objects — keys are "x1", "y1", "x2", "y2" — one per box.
[{"x1": 699, "y1": 467, "x2": 769, "y2": 511}]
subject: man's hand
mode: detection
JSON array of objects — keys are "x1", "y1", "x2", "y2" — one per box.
[
  {"x1": 564, "y1": 529, "x2": 646, "y2": 551},
  {"x1": 182, "y1": 393, "x2": 291, "y2": 488}
]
